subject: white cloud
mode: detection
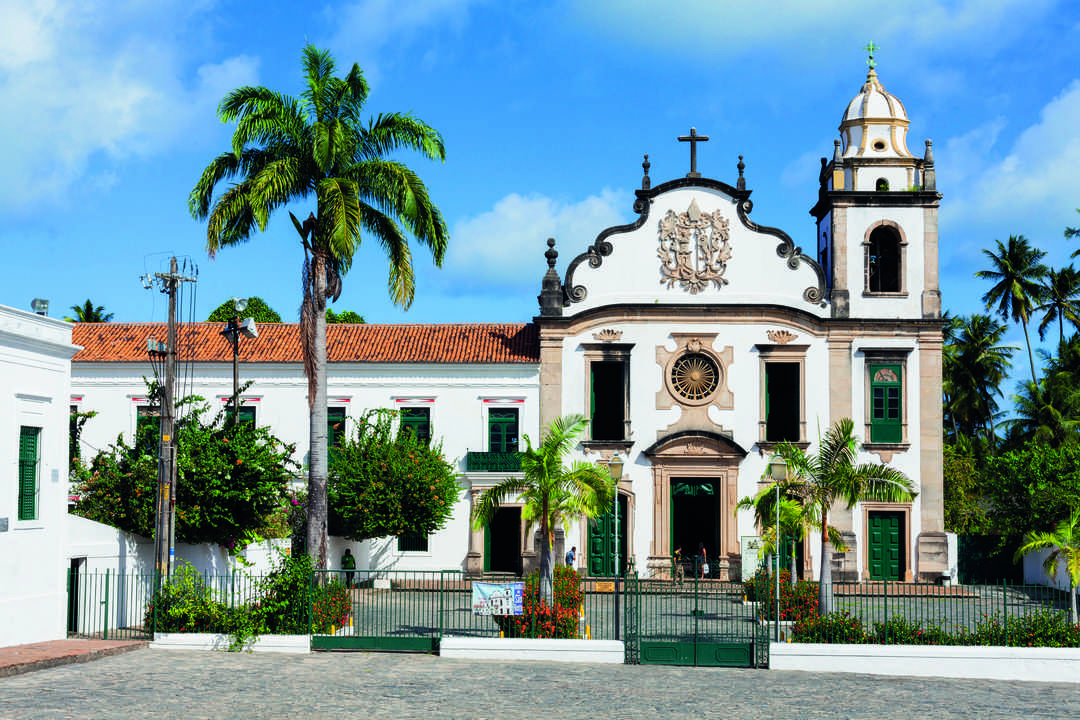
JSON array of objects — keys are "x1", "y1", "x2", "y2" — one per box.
[
  {"x1": 0, "y1": 0, "x2": 257, "y2": 211},
  {"x1": 942, "y1": 80, "x2": 1080, "y2": 240},
  {"x1": 444, "y1": 189, "x2": 629, "y2": 291}
]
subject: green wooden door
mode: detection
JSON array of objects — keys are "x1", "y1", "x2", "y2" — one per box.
[
  {"x1": 588, "y1": 511, "x2": 618, "y2": 576},
  {"x1": 868, "y1": 512, "x2": 902, "y2": 580}
]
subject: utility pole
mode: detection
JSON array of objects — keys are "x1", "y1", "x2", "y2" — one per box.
[{"x1": 149, "y1": 257, "x2": 196, "y2": 582}]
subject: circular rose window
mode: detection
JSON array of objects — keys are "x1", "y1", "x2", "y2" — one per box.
[{"x1": 670, "y1": 353, "x2": 719, "y2": 401}]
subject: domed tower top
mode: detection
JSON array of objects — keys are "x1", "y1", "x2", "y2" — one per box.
[{"x1": 839, "y1": 64, "x2": 913, "y2": 159}]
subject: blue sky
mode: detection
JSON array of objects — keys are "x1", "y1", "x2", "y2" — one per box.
[{"x1": 2, "y1": 1, "x2": 1079, "y2": 384}]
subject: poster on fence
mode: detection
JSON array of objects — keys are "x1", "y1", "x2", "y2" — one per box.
[{"x1": 471, "y1": 582, "x2": 523, "y2": 616}]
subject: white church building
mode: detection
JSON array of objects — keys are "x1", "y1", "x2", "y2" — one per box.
[{"x1": 70, "y1": 65, "x2": 946, "y2": 584}]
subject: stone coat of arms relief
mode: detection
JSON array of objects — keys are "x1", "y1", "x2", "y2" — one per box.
[{"x1": 657, "y1": 198, "x2": 732, "y2": 294}]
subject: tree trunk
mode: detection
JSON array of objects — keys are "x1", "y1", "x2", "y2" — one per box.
[
  {"x1": 539, "y1": 522, "x2": 553, "y2": 604},
  {"x1": 818, "y1": 504, "x2": 833, "y2": 614},
  {"x1": 306, "y1": 253, "x2": 329, "y2": 571},
  {"x1": 1022, "y1": 316, "x2": 1039, "y2": 388},
  {"x1": 1071, "y1": 583, "x2": 1077, "y2": 626}
]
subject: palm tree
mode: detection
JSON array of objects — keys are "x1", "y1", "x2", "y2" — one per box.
[
  {"x1": 189, "y1": 45, "x2": 449, "y2": 569},
  {"x1": 471, "y1": 414, "x2": 616, "y2": 601},
  {"x1": 736, "y1": 486, "x2": 843, "y2": 586},
  {"x1": 772, "y1": 418, "x2": 916, "y2": 613},
  {"x1": 943, "y1": 313, "x2": 1014, "y2": 452},
  {"x1": 1014, "y1": 507, "x2": 1080, "y2": 623},
  {"x1": 1008, "y1": 339, "x2": 1080, "y2": 448},
  {"x1": 976, "y1": 235, "x2": 1048, "y2": 387},
  {"x1": 1036, "y1": 266, "x2": 1080, "y2": 346},
  {"x1": 64, "y1": 299, "x2": 114, "y2": 323}
]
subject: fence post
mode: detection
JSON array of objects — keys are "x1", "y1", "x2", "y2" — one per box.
[
  {"x1": 438, "y1": 571, "x2": 444, "y2": 642},
  {"x1": 1003, "y1": 580, "x2": 1009, "y2": 646},
  {"x1": 103, "y1": 570, "x2": 110, "y2": 641},
  {"x1": 884, "y1": 577, "x2": 889, "y2": 644}
]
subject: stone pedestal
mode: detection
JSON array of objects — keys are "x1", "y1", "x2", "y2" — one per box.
[
  {"x1": 466, "y1": 551, "x2": 483, "y2": 576},
  {"x1": 917, "y1": 531, "x2": 948, "y2": 582}
]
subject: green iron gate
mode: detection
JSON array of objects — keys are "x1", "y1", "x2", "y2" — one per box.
[{"x1": 623, "y1": 572, "x2": 767, "y2": 667}]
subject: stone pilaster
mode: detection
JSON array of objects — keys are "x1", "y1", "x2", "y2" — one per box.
[{"x1": 921, "y1": 207, "x2": 941, "y2": 319}]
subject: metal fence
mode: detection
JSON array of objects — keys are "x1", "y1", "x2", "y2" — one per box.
[
  {"x1": 67, "y1": 571, "x2": 156, "y2": 640},
  {"x1": 750, "y1": 577, "x2": 1080, "y2": 646},
  {"x1": 313, "y1": 569, "x2": 627, "y2": 646}
]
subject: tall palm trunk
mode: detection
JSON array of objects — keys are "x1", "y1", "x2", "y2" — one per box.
[
  {"x1": 1071, "y1": 582, "x2": 1077, "y2": 626},
  {"x1": 307, "y1": 253, "x2": 330, "y2": 571},
  {"x1": 818, "y1": 503, "x2": 833, "y2": 614},
  {"x1": 1021, "y1": 316, "x2": 1039, "y2": 388}
]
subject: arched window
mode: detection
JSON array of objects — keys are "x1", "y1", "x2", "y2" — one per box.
[
  {"x1": 875, "y1": 178, "x2": 889, "y2": 191},
  {"x1": 866, "y1": 226, "x2": 901, "y2": 293}
]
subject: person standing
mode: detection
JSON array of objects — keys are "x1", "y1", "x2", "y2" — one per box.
[
  {"x1": 565, "y1": 545, "x2": 577, "y2": 568},
  {"x1": 341, "y1": 547, "x2": 356, "y2": 588}
]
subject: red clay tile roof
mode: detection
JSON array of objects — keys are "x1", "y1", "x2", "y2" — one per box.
[{"x1": 72, "y1": 323, "x2": 540, "y2": 364}]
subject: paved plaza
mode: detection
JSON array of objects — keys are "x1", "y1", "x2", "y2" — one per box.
[{"x1": 1, "y1": 647, "x2": 1077, "y2": 720}]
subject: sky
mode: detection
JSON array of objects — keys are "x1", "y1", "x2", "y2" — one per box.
[{"x1": 3, "y1": 0, "x2": 1080, "y2": 389}]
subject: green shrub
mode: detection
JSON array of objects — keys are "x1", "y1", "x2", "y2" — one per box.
[
  {"x1": 870, "y1": 616, "x2": 951, "y2": 645},
  {"x1": 146, "y1": 562, "x2": 237, "y2": 634},
  {"x1": 495, "y1": 566, "x2": 583, "y2": 639},
  {"x1": 258, "y1": 551, "x2": 316, "y2": 634},
  {"x1": 792, "y1": 612, "x2": 866, "y2": 643},
  {"x1": 968, "y1": 610, "x2": 1080, "y2": 647}
]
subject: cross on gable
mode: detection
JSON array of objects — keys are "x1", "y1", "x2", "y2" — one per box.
[{"x1": 678, "y1": 127, "x2": 709, "y2": 178}]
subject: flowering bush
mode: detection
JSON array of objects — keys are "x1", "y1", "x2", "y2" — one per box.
[
  {"x1": 495, "y1": 566, "x2": 583, "y2": 639},
  {"x1": 310, "y1": 581, "x2": 351, "y2": 633},
  {"x1": 744, "y1": 569, "x2": 819, "y2": 623},
  {"x1": 869, "y1": 616, "x2": 951, "y2": 645}
]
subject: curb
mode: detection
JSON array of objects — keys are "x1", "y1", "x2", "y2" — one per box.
[{"x1": 0, "y1": 642, "x2": 149, "y2": 679}]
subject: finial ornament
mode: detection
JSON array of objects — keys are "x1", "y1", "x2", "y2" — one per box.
[
  {"x1": 545, "y1": 237, "x2": 558, "y2": 269},
  {"x1": 864, "y1": 42, "x2": 879, "y2": 70},
  {"x1": 642, "y1": 153, "x2": 651, "y2": 190},
  {"x1": 736, "y1": 155, "x2": 746, "y2": 191},
  {"x1": 678, "y1": 127, "x2": 709, "y2": 178}
]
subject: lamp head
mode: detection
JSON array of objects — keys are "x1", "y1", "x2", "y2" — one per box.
[
  {"x1": 30, "y1": 298, "x2": 49, "y2": 316},
  {"x1": 769, "y1": 459, "x2": 787, "y2": 482},
  {"x1": 233, "y1": 297, "x2": 249, "y2": 313},
  {"x1": 608, "y1": 454, "x2": 624, "y2": 481}
]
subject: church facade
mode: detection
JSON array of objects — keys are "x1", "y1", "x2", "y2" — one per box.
[{"x1": 70, "y1": 66, "x2": 946, "y2": 583}]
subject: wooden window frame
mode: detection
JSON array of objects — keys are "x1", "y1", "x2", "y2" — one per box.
[
  {"x1": 582, "y1": 343, "x2": 633, "y2": 442},
  {"x1": 862, "y1": 349, "x2": 911, "y2": 450},
  {"x1": 755, "y1": 344, "x2": 809, "y2": 449},
  {"x1": 862, "y1": 221, "x2": 908, "y2": 298}
]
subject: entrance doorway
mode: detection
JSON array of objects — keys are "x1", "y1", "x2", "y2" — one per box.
[
  {"x1": 484, "y1": 507, "x2": 521, "y2": 574},
  {"x1": 671, "y1": 479, "x2": 720, "y2": 573},
  {"x1": 868, "y1": 511, "x2": 903, "y2": 581},
  {"x1": 587, "y1": 494, "x2": 628, "y2": 576}
]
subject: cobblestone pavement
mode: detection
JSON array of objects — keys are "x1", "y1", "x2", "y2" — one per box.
[{"x1": 2, "y1": 648, "x2": 1078, "y2": 720}]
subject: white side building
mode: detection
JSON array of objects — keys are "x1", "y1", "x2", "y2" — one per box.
[{"x1": 0, "y1": 304, "x2": 80, "y2": 646}]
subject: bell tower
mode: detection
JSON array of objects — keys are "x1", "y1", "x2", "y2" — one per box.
[{"x1": 811, "y1": 48, "x2": 942, "y2": 321}]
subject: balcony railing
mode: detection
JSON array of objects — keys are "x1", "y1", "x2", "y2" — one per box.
[{"x1": 465, "y1": 451, "x2": 522, "y2": 473}]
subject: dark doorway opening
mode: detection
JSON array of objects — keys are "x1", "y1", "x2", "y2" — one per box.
[
  {"x1": 67, "y1": 557, "x2": 84, "y2": 634},
  {"x1": 764, "y1": 362, "x2": 800, "y2": 442},
  {"x1": 670, "y1": 479, "x2": 720, "y2": 574},
  {"x1": 484, "y1": 507, "x2": 521, "y2": 574}
]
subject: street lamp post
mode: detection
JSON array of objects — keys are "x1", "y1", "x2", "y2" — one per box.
[
  {"x1": 769, "y1": 459, "x2": 787, "y2": 643},
  {"x1": 220, "y1": 297, "x2": 257, "y2": 424},
  {"x1": 608, "y1": 454, "x2": 623, "y2": 641}
]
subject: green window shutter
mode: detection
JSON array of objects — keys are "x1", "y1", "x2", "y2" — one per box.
[
  {"x1": 327, "y1": 407, "x2": 347, "y2": 448},
  {"x1": 869, "y1": 364, "x2": 903, "y2": 443},
  {"x1": 401, "y1": 407, "x2": 431, "y2": 444},
  {"x1": 488, "y1": 409, "x2": 518, "y2": 454},
  {"x1": 18, "y1": 427, "x2": 40, "y2": 521}
]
